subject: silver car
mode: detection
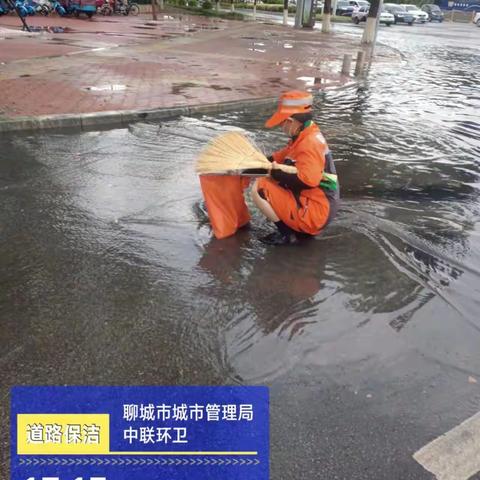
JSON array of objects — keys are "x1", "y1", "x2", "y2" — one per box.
[
  {"x1": 351, "y1": 6, "x2": 395, "y2": 25},
  {"x1": 403, "y1": 4, "x2": 429, "y2": 23}
]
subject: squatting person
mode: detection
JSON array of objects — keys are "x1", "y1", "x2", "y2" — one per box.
[{"x1": 251, "y1": 90, "x2": 340, "y2": 246}]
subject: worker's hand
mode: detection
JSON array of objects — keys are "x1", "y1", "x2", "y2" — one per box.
[{"x1": 271, "y1": 161, "x2": 281, "y2": 170}]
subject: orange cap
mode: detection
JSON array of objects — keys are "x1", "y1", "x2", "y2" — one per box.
[{"x1": 265, "y1": 91, "x2": 313, "y2": 128}]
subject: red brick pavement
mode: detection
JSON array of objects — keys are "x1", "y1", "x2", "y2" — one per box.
[{"x1": 0, "y1": 11, "x2": 401, "y2": 119}]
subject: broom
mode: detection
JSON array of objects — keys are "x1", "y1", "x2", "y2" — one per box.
[{"x1": 196, "y1": 131, "x2": 297, "y2": 176}]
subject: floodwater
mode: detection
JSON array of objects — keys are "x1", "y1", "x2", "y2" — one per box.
[{"x1": 1, "y1": 22, "x2": 480, "y2": 479}]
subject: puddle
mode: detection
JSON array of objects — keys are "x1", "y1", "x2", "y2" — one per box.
[
  {"x1": 248, "y1": 42, "x2": 266, "y2": 53},
  {"x1": 84, "y1": 84, "x2": 127, "y2": 91},
  {"x1": 29, "y1": 25, "x2": 74, "y2": 33},
  {"x1": 276, "y1": 60, "x2": 292, "y2": 72},
  {"x1": 27, "y1": 26, "x2": 73, "y2": 34},
  {"x1": 209, "y1": 85, "x2": 232, "y2": 91},
  {"x1": 171, "y1": 82, "x2": 199, "y2": 95}
]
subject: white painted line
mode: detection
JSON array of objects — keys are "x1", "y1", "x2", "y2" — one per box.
[{"x1": 414, "y1": 411, "x2": 480, "y2": 480}]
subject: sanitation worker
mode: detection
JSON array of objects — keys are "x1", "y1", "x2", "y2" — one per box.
[{"x1": 251, "y1": 90, "x2": 340, "y2": 245}]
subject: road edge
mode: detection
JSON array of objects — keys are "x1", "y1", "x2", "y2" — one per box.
[{"x1": 0, "y1": 83, "x2": 356, "y2": 133}]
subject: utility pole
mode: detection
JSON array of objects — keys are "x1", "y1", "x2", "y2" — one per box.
[
  {"x1": 283, "y1": 0, "x2": 289, "y2": 25},
  {"x1": 295, "y1": 0, "x2": 316, "y2": 29},
  {"x1": 294, "y1": 0, "x2": 304, "y2": 27}
]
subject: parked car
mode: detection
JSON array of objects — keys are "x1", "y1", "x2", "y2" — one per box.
[
  {"x1": 475, "y1": 11, "x2": 480, "y2": 23},
  {"x1": 351, "y1": 6, "x2": 395, "y2": 24},
  {"x1": 336, "y1": 0, "x2": 355, "y2": 15},
  {"x1": 420, "y1": 3, "x2": 444, "y2": 21},
  {"x1": 383, "y1": 3, "x2": 415, "y2": 23},
  {"x1": 349, "y1": 0, "x2": 370, "y2": 10},
  {"x1": 403, "y1": 4, "x2": 429, "y2": 22}
]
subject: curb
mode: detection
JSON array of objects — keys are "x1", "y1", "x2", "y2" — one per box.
[
  {"x1": 0, "y1": 98, "x2": 278, "y2": 133},
  {"x1": 0, "y1": 84, "x2": 357, "y2": 133}
]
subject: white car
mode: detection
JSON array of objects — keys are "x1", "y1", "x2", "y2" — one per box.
[
  {"x1": 349, "y1": 0, "x2": 370, "y2": 10},
  {"x1": 475, "y1": 11, "x2": 480, "y2": 26},
  {"x1": 403, "y1": 4, "x2": 429, "y2": 23},
  {"x1": 352, "y1": 6, "x2": 395, "y2": 25}
]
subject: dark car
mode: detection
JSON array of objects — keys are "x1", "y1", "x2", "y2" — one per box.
[
  {"x1": 383, "y1": 3, "x2": 415, "y2": 24},
  {"x1": 421, "y1": 3, "x2": 445, "y2": 21},
  {"x1": 336, "y1": 0, "x2": 355, "y2": 16}
]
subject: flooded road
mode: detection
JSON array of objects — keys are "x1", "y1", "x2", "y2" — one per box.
[{"x1": 1, "y1": 22, "x2": 480, "y2": 479}]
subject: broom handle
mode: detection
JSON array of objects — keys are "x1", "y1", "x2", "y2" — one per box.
[
  {"x1": 271, "y1": 162, "x2": 298, "y2": 175},
  {"x1": 199, "y1": 164, "x2": 298, "y2": 177}
]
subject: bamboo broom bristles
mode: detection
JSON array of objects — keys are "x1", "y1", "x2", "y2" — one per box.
[{"x1": 196, "y1": 131, "x2": 272, "y2": 175}]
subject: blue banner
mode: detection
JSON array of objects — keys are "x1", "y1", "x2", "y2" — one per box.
[{"x1": 11, "y1": 386, "x2": 269, "y2": 480}]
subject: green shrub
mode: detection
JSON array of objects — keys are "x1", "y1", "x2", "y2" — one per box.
[
  {"x1": 189, "y1": 0, "x2": 197, "y2": 5},
  {"x1": 202, "y1": 0, "x2": 213, "y2": 8}
]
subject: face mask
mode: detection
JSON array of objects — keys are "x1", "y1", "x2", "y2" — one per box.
[{"x1": 281, "y1": 118, "x2": 298, "y2": 138}]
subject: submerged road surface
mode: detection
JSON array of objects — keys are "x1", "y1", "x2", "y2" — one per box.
[{"x1": 1, "y1": 20, "x2": 480, "y2": 480}]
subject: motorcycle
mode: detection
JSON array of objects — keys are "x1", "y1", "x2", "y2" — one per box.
[
  {"x1": 114, "y1": 0, "x2": 138, "y2": 15},
  {"x1": 97, "y1": 0, "x2": 112, "y2": 14},
  {"x1": 33, "y1": 0, "x2": 52, "y2": 15}
]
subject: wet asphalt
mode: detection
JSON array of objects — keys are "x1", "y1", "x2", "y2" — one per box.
[{"x1": 1, "y1": 19, "x2": 480, "y2": 480}]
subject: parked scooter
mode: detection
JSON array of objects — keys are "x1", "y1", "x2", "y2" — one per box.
[
  {"x1": 33, "y1": 0, "x2": 52, "y2": 15},
  {"x1": 70, "y1": 0, "x2": 96, "y2": 18},
  {"x1": 97, "y1": 0, "x2": 112, "y2": 14},
  {"x1": 23, "y1": 0, "x2": 47, "y2": 14},
  {"x1": 50, "y1": 0, "x2": 67, "y2": 14},
  {"x1": 0, "y1": 0, "x2": 10, "y2": 14},
  {"x1": 14, "y1": 0, "x2": 32, "y2": 15},
  {"x1": 114, "y1": 0, "x2": 138, "y2": 15}
]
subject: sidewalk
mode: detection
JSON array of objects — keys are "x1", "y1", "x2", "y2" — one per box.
[{"x1": 0, "y1": 10, "x2": 401, "y2": 130}]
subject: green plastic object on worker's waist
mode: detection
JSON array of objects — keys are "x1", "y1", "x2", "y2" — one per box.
[{"x1": 320, "y1": 173, "x2": 338, "y2": 191}]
